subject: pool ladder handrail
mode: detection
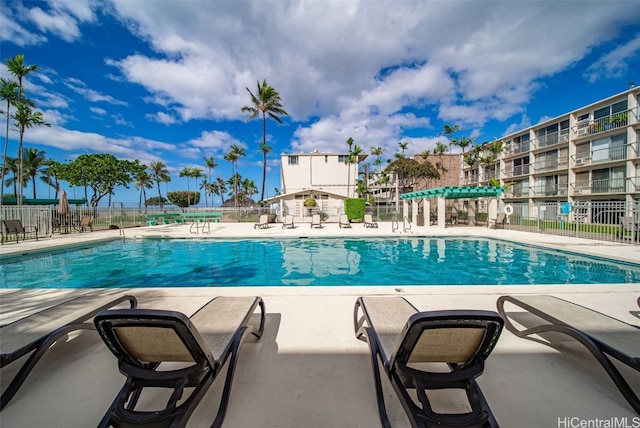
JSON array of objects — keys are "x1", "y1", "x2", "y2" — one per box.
[
  {"x1": 119, "y1": 220, "x2": 125, "y2": 238},
  {"x1": 392, "y1": 214, "x2": 399, "y2": 233},
  {"x1": 403, "y1": 216, "x2": 412, "y2": 233}
]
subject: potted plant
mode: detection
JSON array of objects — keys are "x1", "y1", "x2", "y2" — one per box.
[{"x1": 611, "y1": 112, "x2": 628, "y2": 128}]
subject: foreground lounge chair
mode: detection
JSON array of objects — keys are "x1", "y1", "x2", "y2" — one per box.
[
  {"x1": 497, "y1": 295, "x2": 640, "y2": 414},
  {"x1": 354, "y1": 296, "x2": 503, "y2": 427},
  {"x1": 620, "y1": 216, "x2": 639, "y2": 242},
  {"x1": 282, "y1": 214, "x2": 294, "y2": 229},
  {"x1": 1, "y1": 219, "x2": 38, "y2": 244},
  {"x1": 254, "y1": 214, "x2": 269, "y2": 229},
  {"x1": 310, "y1": 214, "x2": 322, "y2": 228},
  {"x1": 339, "y1": 214, "x2": 351, "y2": 228},
  {"x1": 0, "y1": 294, "x2": 137, "y2": 410},
  {"x1": 94, "y1": 296, "x2": 265, "y2": 428},
  {"x1": 364, "y1": 214, "x2": 378, "y2": 228}
]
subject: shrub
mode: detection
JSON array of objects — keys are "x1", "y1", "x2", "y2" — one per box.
[
  {"x1": 344, "y1": 198, "x2": 365, "y2": 220},
  {"x1": 167, "y1": 191, "x2": 200, "y2": 208}
]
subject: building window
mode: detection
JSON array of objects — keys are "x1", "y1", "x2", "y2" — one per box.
[
  {"x1": 325, "y1": 155, "x2": 328, "y2": 163},
  {"x1": 288, "y1": 155, "x2": 299, "y2": 165},
  {"x1": 338, "y1": 155, "x2": 348, "y2": 163}
]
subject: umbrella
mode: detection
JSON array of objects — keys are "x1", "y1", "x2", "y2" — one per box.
[
  {"x1": 57, "y1": 190, "x2": 72, "y2": 232},
  {"x1": 58, "y1": 190, "x2": 71, "y2": 215}
]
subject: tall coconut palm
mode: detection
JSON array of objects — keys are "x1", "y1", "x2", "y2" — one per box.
[
  {"x1": 134, "y1": 170, "x2": 153, "y2": 213},
  {"x1": 349, "y1": 144, "x2": 364, "y2": 198},
  {"x1": 2, "y1": 156, "x2": 19, "y2": 196},
  {"x1": 224, "y1": 144, "x2": 245, "y2": 212},
  {"x1": 0, "y1": 78, "x2": 20, "y2": 207},
  {"x1": 148, "y1": 160, "x2": 171, "y2": 209},
  {"x1": 345, "y1": 137, "x2": 354, "y2": 197},
  {"x1": 6, "y1": 55, "x2": 39, "y2": 206},
  {"x1": 203, "y1": 155, "x2": 217, "y2": 183},
  {"x1": 12, "y1": 104, "x2": 50, "y2": 204},
  {"x1": 22, "y1": 147, "x2": 46, "y2": 198},
  {"x1": 213, "y1": 177, "x2": 227, "y2": 206},
  {"x1": 440, "y1": 124, "x2": 460, "y2": 171},
  {"x1": 258, "y1": 141, "x2": 272, "y2": 201},
  {"x1": 241, "y1": 79, "x2": 288, "y2": 202}
]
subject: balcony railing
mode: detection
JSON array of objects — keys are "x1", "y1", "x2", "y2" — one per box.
[
  {"x1": 531, "y1": 185, "x2": 568, "y2": 197},
  {"x1": 531, "y1": 129, "x2": 569, "y2": 150},
  {"x1": 574, "y1": 110, "x2": 631, "y2": 138},
  {"x1": 503, "y1": 164, "x2": 530, "y2": 178},
  {"x1": 574, "y1": 144, "x2": 630, "y2": 167},
  {"x1": 572, "y1": 177, "x2": 626, "y2": 195},
  {"x1": 532, "y1": 158, "x2": 569, "y2": 173}
]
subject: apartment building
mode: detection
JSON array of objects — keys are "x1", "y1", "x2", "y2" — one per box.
[
  {"x1": 462, "y1": 87, "x2": 639, "y2": 206},
  {"x1": 268, "y1": 150, "x2": 367, "y2": 220}
]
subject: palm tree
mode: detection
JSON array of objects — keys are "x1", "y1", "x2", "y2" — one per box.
[
  {"x1": 258, "y1": 141, "x2": 272, "y2": 202},
  {"x1": 40, "y1": 159, "x2": 60, "y2": 199},
  {"x1": 203, "y1": 155, "x2": 217, "y2": 183},
  {"x1": 371, "y1": 146, "x2": 385, "y2": 173},
  {"x1": 213, "y1": 177, "x2": 227, "y2": 206},
  {"x1": 22, "y1": 147, "x2": 46, "y2": 198},
  {"x1": 241, "y1": 79, "x2": 288, "y2": 202},
  {"x1": 345, "y1": 137, "x2": 354, "y2": 196},
  {"x1": 200, "y1": 178, "x2": 210, "y2": 207},
  {"x1": 12, "y1": 104, "x2": 50, "y2": 205},
  {"x1": 440, "y1": 124, "x2": 460, "y2": 158},
  {"x1": 398, "y1": 141, "x2": 409, "y2": 156},
  {"x1": 349, "y1": 144, "x2": 364, "y2": 198},
  {"x1": 0, "y1": 78, "x2": 20, "y2": 206},
  {"x1": 134, "y1": 170, "x2": 153, "y2": 212},
  {"x1": 148, "y1": 160, "x2": 171, "y2": 209},
  {"x1": 224, "y1": 144, "x2": 245, "y2": 212},
  {"x1": 2, "y1": 156, "x2": 19, "y2": 197}
]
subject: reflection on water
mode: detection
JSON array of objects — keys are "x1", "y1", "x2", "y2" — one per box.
[
  {"x1": 1, "y1": 237, "x2": 639, "y2": 288},
  {"x1": 279, "y1": 240, "x2": 361, "y2": 285}
]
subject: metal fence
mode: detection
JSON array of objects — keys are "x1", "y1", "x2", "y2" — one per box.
[{"x1": 2, "y1": 200, "x2": 639, "y2": 245}]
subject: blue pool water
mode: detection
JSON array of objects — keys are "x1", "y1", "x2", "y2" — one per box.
[{"x1": 1, "y1": 237, "x2": 639, "y2": 288}]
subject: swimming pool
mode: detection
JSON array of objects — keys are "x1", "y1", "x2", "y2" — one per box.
[{"x1": 1, "y1": 237, "x2": 639, "y2": 288}]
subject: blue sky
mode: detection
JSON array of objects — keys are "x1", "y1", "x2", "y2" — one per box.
[{"x1": 1, "y1": 0, "x2": 639, "y2": 206}]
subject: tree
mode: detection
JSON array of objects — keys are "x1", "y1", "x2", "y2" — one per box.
[
  {"x1": 203, "y1": 155, "x2": 217, "y2": 183},
  {"x1": 22, "y1": 147, "x2": 46, "y2": 198},
  {"x1": 134, "y1": 170, "x2": 153, "y2": 212},
  {"x1": 345, "y1": 137, "x2": 354, "y2": 197},
  {"x1": 0, "y1": 78, "x2": 20, "y2": 204},
  {"x1": 258, "y1": 141, "x2": 272, "y2": 202},
  {"x1": 2, "y1": 156, "x2": 19, "y2": 197},
  {"x1": 224, "y1": 144, "x2": 245, "y2": 213},
  {"x1": 371, "y1": 146, "x2": 385, "y2": 173},
  {"x1": 6, "y1": 54, "x2": 40, "y2": 206},
  {"x1": 398, "y1": 141, "x2": 409, "y2": 156},
  {"x1": 440, "y1": 124, "x2": 460, "y2": 170},
  {"x1": 148, "y1": 160, "x2": 171, "y2": 209},
  {"x1": 241, "y1": 79, "x2": 288, "y2": 202},
  {"x1": 12, "y1": 104, "x2": 50, "y2": 204},
  {"x1": 349, "y1": 144, "x2": 364, "y2": 198},
  {"x1": 385, "y1": 157, "x2": 440, "y2": 194},
  {"x1": 57, "y1": 154, "x2": 145, "y2": 208},
  {"x1": 213, "y1": 177, "x2": 227, "y2": 206}
]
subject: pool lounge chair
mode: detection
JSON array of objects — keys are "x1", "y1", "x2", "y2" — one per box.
[
  {"x1": 94, "y1": 296, "x2": 265, "y2": 428},
  {"x1": 354, "y1": 296, "x2": 503, "y2": 428},
  {"x1": 497, "y1": 295, "x2": 640, "y2": 414},
  {"x1": 364, "y1": 214, "x2": 378, "y2": 228},
  {"x1": 0, "y1": 294, "x2": 137, "y2": 410},
  {"x1": 282, "y1": 214, "x2": 294, "y2": 229},
  {"x1": 620, "y1": 216, "x2": 639, "y2": 242},
  {"x1": 75, "y1": 215, "x2": 93, "y2": 232},
  {"x1": 254, "y1": 214, "x2": 269, "y2": 229},
  {"x1": 489, "y1": 213, "x2": 505, "y2": 229},
  {"x1": 311, "y1": 214, "x2": 322, "y2": 228},
  {"x1": 1, "y1": 219, "x2": 38, "y2": 244},
  {"x1": 339, "y1": 214, "x2": 351, "y2": 228}
]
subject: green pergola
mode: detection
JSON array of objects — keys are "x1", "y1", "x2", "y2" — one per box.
[
  {"x1": 1, "y1": 198, "x2": 87, "y2": 206},
  {"x1": 400, "y1": 186, "x2": 504, "y2": 201}
]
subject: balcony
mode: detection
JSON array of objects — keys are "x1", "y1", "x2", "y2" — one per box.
[
  {"x1": 503, "y1": 164, "x2": 530, "y2": 178},
  {"x1": 531, "y1": 185, "x2": 568, "y2": 197},
  {"x1": 572, "y1": 177, "x2": 626, "y2": 196},
  {"x1": 574, "y1": 110, "x2": 630, "y2": 138},
  {"x1": 532, "y1": 158, "x2": 568, "y2": 173},
  {"x1": 531, "y1": 129, "x2": 569, "y2": 150}
]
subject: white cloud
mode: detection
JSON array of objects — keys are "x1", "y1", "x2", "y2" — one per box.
[{"x1": 585, "y1": 33, "x2": 640, "y2": 82}]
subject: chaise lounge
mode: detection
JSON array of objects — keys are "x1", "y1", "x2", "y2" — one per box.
[
  {"x1": 94, "y1": 296, "x2": 265, "y2": 428},
  {"x1": 354, "y1": 296, "x2": 503, "y2": 427},
  {"x1": 1, "y1": 219, "x2": 38, "y2": 244},
  {"x1": 497, "y1": 294, "x2": 640, "y2": 414},
  {"x1": 0, "y1": 294, "x2": 137, "y2": 410},
  {"x1": 254, "y1": 214, "x2": 269, "y2": 229},
  {"x1": 339, "y1": 214, "x2": 351, "y2": 228}
]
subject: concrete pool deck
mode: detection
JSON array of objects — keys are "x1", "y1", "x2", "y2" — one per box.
[{"x1": 1, "y1": 222, "x2": 639, "y2": 427}]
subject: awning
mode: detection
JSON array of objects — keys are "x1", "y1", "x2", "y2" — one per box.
[
  {"x1": 400, "y1": 186, "x2": 505, "y2": 200},
  {"x1": 1, "y1": 198, "x2": 87, "y2": 206}
]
